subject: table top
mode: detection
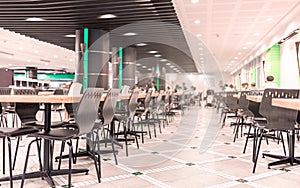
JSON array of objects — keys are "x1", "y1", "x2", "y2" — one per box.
[
  {"x1": 0, "y1": 92, "x2": 163, "y2": 104},
  {"x1": 246, "y1": 95, "x2": 262, "y2": 103},
  {"x1": 0, "y1": 95, "x2": 82, "y2": 103},
  {"x1": 272, "y1": 98, "x2": 300, "y2": 111}
]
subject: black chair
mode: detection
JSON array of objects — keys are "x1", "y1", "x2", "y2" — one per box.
[
  {"x1": 93, "y1": 88, "x2": 120, "y2": 165},
  {"x1": 253, "y1": 89, "x2": 299, "y2": 173},
  {"x1": 232, "y1": 91, "x2": 253, "y2": 142},
  {"x1": 21, "y1": 88, "x2": 104, "y2": 187},
  {"x1": 134, "y1": 90, "x2": 162, "y2": 141},
  {"x1": 114, "y1": 89, "x2": 140, "y2": 156},
  {"x1": 0, "y1": 87, "x2": 11, "y2": 127},
  {"x1": 221, "y1": 91, "x2": 239, "y2": 128},
  {"x1": 0, "y1": 127, "x2": 39, "y2": 188}
]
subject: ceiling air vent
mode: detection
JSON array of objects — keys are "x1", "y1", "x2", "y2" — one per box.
[
  {"x1": 40, "y1": 58, "x2": 50, "y2": 63},
  {"x1": 0, "y1": 50, "x2": 13, "y2": 56}
]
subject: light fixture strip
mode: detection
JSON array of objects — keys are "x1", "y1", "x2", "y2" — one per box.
[
  {"x1": 118, "y1": 47, "x2": 123, "y2": 90},
  {"x1": 83, "y1": 28, "x2": 89, "y2": 92}
]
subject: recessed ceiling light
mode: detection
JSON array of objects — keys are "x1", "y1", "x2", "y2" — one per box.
[
  {"x1": 136, "y1": 43, "x2": 147, "y2": 46},
  {"x1": 98, "y1": 14, "x2": 117, "y2": 19},
  {"x1": 166, "y1": 63, "x2": 171, "y2": 65},
  {"x1": 224, "y1": 70, "x2": 227, "y2": 72},
  {"x1": 170, "y1": 65, "x2": 174, "y2": 68},
  {"x1": 69, "y1": 59, "x2": 73, "y2": 62},
  {"x1": 18, "y1": 47, "x2": 23, "y2": 50},
  {"x1": 254, "y1": 33, "x2": 260, "y2": 36},
  {"x1": 242, "y1": 46, "x2": 248, "y2": 50},
  {"x1": 194, "y1": 20, "x2": 201, "y2": 24},
  {"x1": 136, "y1": 63, "x2": 141, "y2": 66},
  {"x1": 8, "y1": 64, "x2": 12, "y2": 66},
  {"x1": 26, "y1": 17, "x2": 45, "y2": 21},
  {"x1": 237, "y1": 52, "x2": 242, "y2": 55},
  {"x1": 267, "y1": 18, "x2": 273, "y2": 21},
  {"x1": 246, "y1": 41, "x2": 252, "y2": 45},
  {"x1": 147, "y1": 68, "x2": 152, "y2": 71},
  {"x1": 34, "y1": 50, "x2": 39, "y2": 53},
  {"x1": 191, "y1": 0, "x2": 199, "y2": 3},
  {"x1": 197, "y1": 34, "x2": 202, "y2": 37},
  {"x1": 45, "y1": 63, "x2": 49, "y2": 65},
  {"x1": 65, "y1": 34, "x2": 76, "y2": 38},
  {"x1": 123, "y1": 32, "x2": 137, "y2": 36},
  {"x1": 142, "y1": 66, "x2": 147, "y2": 68},
  {"x1": 160, "y1": 59, "x2": 168, "y2": 62},
  {"x1": 234, "y1": 57, "x2": 238, "y2": 59},
  {"x1": 27, "y1": 60, "x2": 31, "y2": 62},
  {"x1": 148, "y1": 50, "x2": 158, "y2": 54},
  {"x1": 154, "y1": 54, "x2": 161, "y2": 57},
  {"x1": 54, "y1": 55, "x2": 58, "y2": 58}
]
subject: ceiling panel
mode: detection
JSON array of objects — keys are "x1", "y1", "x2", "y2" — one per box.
[{"x1": 0, "y1": 0, "x2": 197, "y2": 74}]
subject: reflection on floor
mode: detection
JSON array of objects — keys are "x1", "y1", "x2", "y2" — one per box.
[{"x1": 1, "y1": 105, "x2": 300, "y2": 188}]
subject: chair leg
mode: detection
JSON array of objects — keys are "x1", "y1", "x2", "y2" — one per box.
[
  {"x1": 243, "y1": 124, "x2": 252, "y2": 153},
  {"x1": 12, "y1": 136, "x2": 21, "y2": 170},
  {"x1": 281, "y1": 131, "x2": 286, "y2": 156},
  {"x1": 253, "y1": 129, "x2": 263, "y2": 173},
  {"x1": 58, "y1": 141, "x2": 65, "y2": 170},
  {"x1": 66, "y1": 141, "x2": 73, "y2": 188},
  {"x1": 91, "y1": 134, "x2": 101, "y2": 183},
  {"x1": 21, "y1": 138, "x2": 40, "y2": 188},
  {"x1": 3, "y1": 137, "x2": 5, "y2": 174},
  {"x1": 7, "y1": 137, "x2": 13, "y2": 188}
]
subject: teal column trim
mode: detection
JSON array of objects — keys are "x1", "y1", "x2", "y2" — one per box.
[
  {"x1": 118, "y1": 47, "x2": 123, "y2": 90},
  {"x1": 156, "y1": 65, "x2": 160, "y2": 91},
  {"x1": 83, "y1": 28, "x2": 89, "y2": 92}
]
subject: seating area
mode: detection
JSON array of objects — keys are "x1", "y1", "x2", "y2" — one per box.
[{"x1": 0, "y1": 88, "x2": 300, "y2": 187}]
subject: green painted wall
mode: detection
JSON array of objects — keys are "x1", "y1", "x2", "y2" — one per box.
[{"x1": 265, "y1": 45, "x2": 281, "y2": 87}]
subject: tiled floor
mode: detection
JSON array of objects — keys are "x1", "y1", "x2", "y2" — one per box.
[{"x1": 1, "y1": 105, "x2": 300, "y2": 187}]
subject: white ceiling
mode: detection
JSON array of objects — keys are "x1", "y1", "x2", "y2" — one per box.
[
  {"x1": 0, "y1": 28, "x2": 75, "y2": 72},
  {"x1": 173, "y1": 0, "x2": 300, "y2": 74},
  {"x1": 1, "y1": 0, "x2": 300, "y2": 76}
]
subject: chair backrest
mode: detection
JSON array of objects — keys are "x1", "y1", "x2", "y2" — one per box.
[
  {"x1": 143, "y1": 90, "x2": 153, "y2": 114},
  {"x1": 75, "y1": 88, "x2": 104, "y2": 135},
  {"x1": 15, "y1": 103, "x2": 39, "y2": 124},
  {"x1": 101, "y1": 89, "x2": 120, "y2": 125},
  {"x1": 68, "y1": 82, "x2": 82, "y2": 97},
  {"x1": 259, "y1": 88, "x2": 299, "y2": 130},
  {"x1": 53, "y1": 89, "x2": 64, "y2": 95},
  {"x1": 128, "y1": 89, "x2": 140, "y2": 119},
  {"x1": 0, "y1": 87, "x2": 12, "y2": 95},
  {"x1": 13, "y1": 88, "x2": 37, "y2": 95},
  {"x1": 121, "y1": 85, "x2": 130, "y2": 95},
  {"x1": 224, "y1": 91, "x2": 239, "y2": 110}
]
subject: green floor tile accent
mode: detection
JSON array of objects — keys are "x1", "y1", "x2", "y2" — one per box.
[
  {"x1": 103, "y1": 158, "x2": 111, "y2": 161},
  {"x1": 132, "y1": 171, "x2": 143, "y2": 176},
  {"x1": 163, "y1": 140, "x2": 168, "y2": 142},
  {"x1": 228, "y1": 156, "x2": 237, "y2": 159},
  {"x1": 280, "y1": 168, "x2": 291, "y2": 172},
  {"x1": 151, "y1": 152, "x2": 159, "y2": 154},
  {"x1": 224, "y1": 142, "x2": 231, "y2": 145},
  {"x1": 186, "y1": 162, "x2": 195, "y2": 166},
  {"x1": 236, "y1": 179, "x2": 248, "y2": 183},
  {"x1": 62, "y1": 185, "x2": 74, "y2": 188}
]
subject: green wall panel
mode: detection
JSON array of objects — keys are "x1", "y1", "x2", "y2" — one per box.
[{"x1": 265, "y1": 45, "x2": 280, "y2": 87}]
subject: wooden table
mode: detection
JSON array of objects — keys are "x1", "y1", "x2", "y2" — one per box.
[
  {"x1": 0, "y1": 95, "x2": 83, "y2": 187},
  {"x1": 246, "y1": 95, "x2": 262, "y2": 103},
  {"x1": 272, "y1": 98, "x2": 300, "y2": 111}
]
